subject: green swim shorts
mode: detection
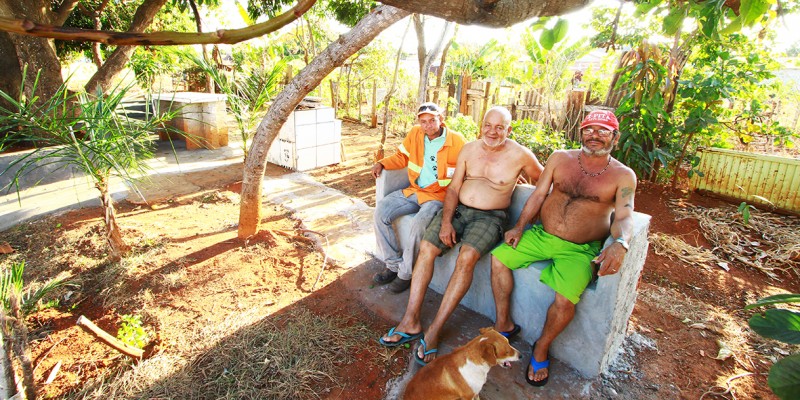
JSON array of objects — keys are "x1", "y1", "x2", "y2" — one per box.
[
  {"x1": 422, "y1": 204, "x2": 507, "y2": 257},
  {"x1": 491, "y1": 225, "x2": 602, "y2": 304}
]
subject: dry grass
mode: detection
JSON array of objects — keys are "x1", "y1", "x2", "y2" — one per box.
[
  {"x1": 650, "y1": 232, "x2": 721, "y2": 270},
  {"x1": 68, "y1": 308, "x2": 372, "y2": 399},
  {"x1": 669, "y1": 200, "x2": 800, "y2": 280}
]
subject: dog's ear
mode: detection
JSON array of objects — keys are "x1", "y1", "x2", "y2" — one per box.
[
  {"x1": 481, "y1": 337, "x2": 498, "y2": 365},
  {"x1": 479, "y1": 327, "x2": 496, "y2": 335}
]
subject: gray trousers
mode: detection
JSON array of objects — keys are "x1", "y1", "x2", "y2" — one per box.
[{"x1": 374, "y1": 190, "x2": 443, "y2": 280}]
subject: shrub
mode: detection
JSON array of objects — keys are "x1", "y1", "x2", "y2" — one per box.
[
  {"x1": 746, "y1": 294, "x2": 800, "y2": 399},
  {"x1": 446, "y1": 113, "x2": 478, "y2": 141},
  {"x1": 509, "y1": 119, "x2": 568, "y2": 161}
]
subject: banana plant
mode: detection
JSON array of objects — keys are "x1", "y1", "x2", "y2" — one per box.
[{"x1": 746, "y1": 294, "x2": 800, "y2": 399}]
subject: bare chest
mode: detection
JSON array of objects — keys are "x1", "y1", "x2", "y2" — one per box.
[
  {"x1": 465, "y1": 151, "x2": 519, "y2": 186},
  {"x1": 553, "y1": 170, "x2": 617, "y2": 204}
]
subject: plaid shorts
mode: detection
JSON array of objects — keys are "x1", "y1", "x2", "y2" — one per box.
[{"x1": 422, "y1": 204, "x2": 508, "y2": 257}]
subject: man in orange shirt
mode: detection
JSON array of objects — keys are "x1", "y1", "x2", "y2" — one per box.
[{"x1": 371, "y1": 102, "x2": 466, "y2": 293}]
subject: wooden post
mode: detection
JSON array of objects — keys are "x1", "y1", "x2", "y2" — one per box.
[
  {"x1": 370, "y1": 80, "x2": 377, "y2": 128},
  {"x1": 330, "y1": 80, "x2": 338, "y2": 115},
  {"x1": 565, "y1": 89, "x2": 588, "y2": 142},
  {"x1": 481, "y1": 81, "x2": 491, "y2": 120},
  {"x1": 459, "y1": 73, "x2": 471, "y2": 115}
]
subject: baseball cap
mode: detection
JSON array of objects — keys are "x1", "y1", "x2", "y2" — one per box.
[
  {"x1": 580, "y1": 110, "x2": 619, "y2": 131},
  {"x1": 416, "y1": 102, "x2": 442, "y2": 117}
]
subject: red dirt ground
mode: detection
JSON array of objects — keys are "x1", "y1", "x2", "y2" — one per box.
[{"x1": 2, "y1": 121, "x2": 796, "y2": 399}]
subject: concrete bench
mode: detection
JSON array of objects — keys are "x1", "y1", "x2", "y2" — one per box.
[{"x1": 376, "y1": 168, "x2": 651, "y2": 378}]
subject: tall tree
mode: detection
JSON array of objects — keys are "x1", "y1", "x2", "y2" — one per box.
[
  {"x1": 412, "y1": 14, "x2": 453, "y2": 104},
  {"x1": 237, "y1": 5, "x2": 410, "y2": 236}
]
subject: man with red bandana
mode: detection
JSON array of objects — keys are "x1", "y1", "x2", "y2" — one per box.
[{"x1": 491, "y1": 110, "x2": 637, "y2": 387}]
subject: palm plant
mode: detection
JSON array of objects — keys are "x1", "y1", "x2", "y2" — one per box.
[
  {"x1": 0, "y1": 68, "x2": 177, "y2": 260},
  {"x1": 1, "y1": 260, "x2": 67, "y2": 400},
  {"x1": 185, "y1": 51, "x2": 286, "y2": 158}
]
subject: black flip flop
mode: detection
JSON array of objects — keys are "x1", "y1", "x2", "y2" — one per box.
[{"x1": 525, "y1": 341, "x2": 550, "y2": 387}]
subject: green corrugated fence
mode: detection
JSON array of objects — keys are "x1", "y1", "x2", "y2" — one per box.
[{"x1": 690, "y1": 147, "x2": 800, "y2": 214}]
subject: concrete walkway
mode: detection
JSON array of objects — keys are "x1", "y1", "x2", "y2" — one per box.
[{"x1": 0, "y1": 140, "x2": 631, "y2": 399}]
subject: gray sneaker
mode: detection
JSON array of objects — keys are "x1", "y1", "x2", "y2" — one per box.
[
  {"x1": 373, "y1": 268, "x2": 398, "y2": 284},
  {"x1": 389, "y1": 277, "x2": 411, "y2": 293}
]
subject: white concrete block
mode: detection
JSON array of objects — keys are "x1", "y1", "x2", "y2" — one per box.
[
  {"x1": 316, "y1": 143, "x2": 340, "y2": 167},
  {"x1": 295, "y1": 147, "x2": 317, "y2": 171},
  {"x1": 294, "y1": 124, "x2": 317, "y2": 149},
  {"x1": 316, "y1": 122, "x2": 337, "y2": 145},
  {"x1": 294, "y1": 109, "x2": 317, "y2": 125},
  {"x1": 317, "y1": 107, "x2": 336, "y2": 122}
]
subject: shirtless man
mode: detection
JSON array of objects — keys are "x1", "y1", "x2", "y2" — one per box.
[
  {"x1": 378, "y1": 106, "x2": 544, "y2": 366},
  {"x1": 490, "y1": 110, "x2": 637, "y2": 387}
]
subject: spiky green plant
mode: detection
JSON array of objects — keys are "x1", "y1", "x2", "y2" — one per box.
[
  {"x1": 0, "y1": 67, "x2": 177, "y2": 259},
  {"x1": 1, "y1": 260, "x2": 67, "y2": 317},
  {"x1": 184, "y1": 51, "x2": 286, "y2": 158}
]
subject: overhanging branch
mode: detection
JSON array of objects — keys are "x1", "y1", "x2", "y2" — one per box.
[{"x1": 0, "y1": 0, "x2": 316, "y2": 46}]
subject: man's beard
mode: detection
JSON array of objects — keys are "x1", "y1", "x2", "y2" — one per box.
[
  {"x1": 482, "y1": 136, "x2": 507, "y2": 148},
  {"x1": 581, "y1": 140, "x2": 613, "y2": 156}
]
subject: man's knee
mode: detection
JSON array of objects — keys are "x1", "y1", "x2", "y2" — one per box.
[
  {"x1": 491, "y1": 255, "x2": 507, "y2": 271},
  {"x1": 455, "y1": 245, "x2": 481, "y2": 270},
  {"x1": 419, "y1": 240, "x2": 442, "y2": 258},
  {"x1": 553, "y1": 292, "x2": 575, "y2": 311}
]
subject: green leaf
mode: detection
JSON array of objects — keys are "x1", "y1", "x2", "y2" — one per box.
[
  {"x1": 540, "y1": 29, "x2": 556, "y2": 51},
  {"x1": 663, "y1": 7, "x2": 685, "y2": 36},
  {"x1": 635, "y1": 0, "x2": 664, "y2": 15},
  {"x1": 769, "y1": 353, "x2": 800, "y2": 400},
  {"x1": 740, "y1": 0, "x2": 771, "y2": 27},
  {"x1": 748, "y1": 309, "x2": 800, "y2": 344},
  {"x1": 746, "y1": 294, "x2": 800, "y2": 310},
  {"x1": 551, "y1": 19, "x2": 569, "y2": 45}
]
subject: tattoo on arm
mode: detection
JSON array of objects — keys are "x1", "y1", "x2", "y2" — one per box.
[{"x1": 620, "y1": 187, "x2": 633, "y2": 199}]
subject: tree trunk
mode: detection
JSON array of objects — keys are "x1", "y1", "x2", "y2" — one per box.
[
  {"x1": 432, "y1": 24, "x2": 457, "y2": 104},
  {"x1": 379, "y1": 0, "x2": 590, "y2": 27},
  {"x1": 97, "y1": 179, "x2": 129, "y2": 260},
  {"x1": 238, "y1": 5, "x2": 410, "y2": 238},
  {"x1": 413, "y1": 16, "x2": 453, "y2": 104},
  {"x1": 379, "y1": 16, "x2": 413, "y2": 160},
  {"x1": 84, "y1": 0, "x2": 168, "y2": 94},
  {"x1": 188, "y1": 0, "x2": 214, "y2": 93}
]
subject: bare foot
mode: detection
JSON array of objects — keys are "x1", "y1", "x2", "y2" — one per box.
[
  {"x1": 417, "y1": 335, "x2": 439, "y2": 364},
  {"x1": 527, "y1": 341, "x2": 549, "y2": 383},
  {"x1": 380, "y1": 323, "x2": 422, "y2": 345}
]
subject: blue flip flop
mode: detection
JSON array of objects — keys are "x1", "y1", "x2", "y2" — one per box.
[
  {"x1": 525, "y1": 341, "x2": 550, "y2": 387},
  {"x1": 378, "y1": 327, "x2": 423, "y2": 347},
  {"x1": 414, "y1": 338, "x2": 438, "y2": 366},
  {"x1": 499, "y1": 323, "x2": 521, "y2": 339}
]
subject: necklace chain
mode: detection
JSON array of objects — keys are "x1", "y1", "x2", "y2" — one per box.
[{"x1": 578, "y1": 152, "x2": 611, "y2": 177}]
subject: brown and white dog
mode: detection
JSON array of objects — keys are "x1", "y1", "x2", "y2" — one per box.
[{"x1": 403, "y1": 327, "x2": 520, "y2": 400}]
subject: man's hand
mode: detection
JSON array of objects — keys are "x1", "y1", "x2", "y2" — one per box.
[
  {"x1": 504, "y1": 226, "x2": 524, "y2": 249},
  {"x1": 594, "y1": 242, "x2": 627, "y2": 276},
  {"x1": 439, "y1": 221, "x2": 457, "y2": 247},
  {"x1": 371, "y1": 163, "x2": 384, "y2": 179}
]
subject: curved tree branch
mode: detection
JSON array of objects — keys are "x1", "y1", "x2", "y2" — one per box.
[{"x1": 0, "y1": 0, "x2": 317, "y2": 46}]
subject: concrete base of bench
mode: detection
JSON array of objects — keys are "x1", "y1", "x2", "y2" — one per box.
[{"x1": 376, "y1": 168, "x2": 650, "y2": 378}]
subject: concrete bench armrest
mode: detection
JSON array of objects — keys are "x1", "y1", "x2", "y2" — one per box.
[{"x1": 376, "y1": 168, "x2": 411, "y2": 202}]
